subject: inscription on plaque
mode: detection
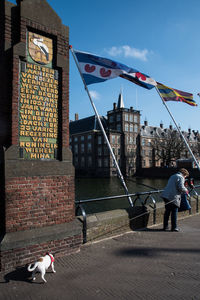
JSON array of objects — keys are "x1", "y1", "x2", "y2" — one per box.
[{"x1": 19, "y1": 63, "x2": 58, "y2": 159}]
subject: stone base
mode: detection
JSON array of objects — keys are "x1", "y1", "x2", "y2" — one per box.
[
  {"x1": 0, "y1": 219, "x2": 82, "y2": 272},
  {"x1": 83, "y1": 196, "x2": 199, "y2": 242}
]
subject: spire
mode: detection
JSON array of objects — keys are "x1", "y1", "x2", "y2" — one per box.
[{"x1": 117, "y1": 88, "x2": 124, "y2": 108}]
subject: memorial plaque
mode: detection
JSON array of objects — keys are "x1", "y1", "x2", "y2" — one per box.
[
  {"x1": 19, "y1": 32, "x2": 59, "y2": 159},
  {"x1": 28, "y1": 32, "x2": 53, "y2": 66}
]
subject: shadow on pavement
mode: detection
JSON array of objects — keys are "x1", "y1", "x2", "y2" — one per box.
[
  {"x1": 114, "y1": 247, "x2": 200, "y2": 258},
  {"x1": 0, "y1": 266, "x2": 34, "y2": 284}
]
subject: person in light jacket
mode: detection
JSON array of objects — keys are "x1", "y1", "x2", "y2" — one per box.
[{"x1": 161, "y1": 168, "x2": 189, "y2": 232}]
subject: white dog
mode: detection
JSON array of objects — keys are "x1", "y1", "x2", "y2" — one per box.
[{"x1": 28, "y1": 253, "x2": 56, "y2": 283}]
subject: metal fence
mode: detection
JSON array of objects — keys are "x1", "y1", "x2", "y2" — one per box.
[{"x1": 75, "y1": 185, "x2": 200, "y2": 243}]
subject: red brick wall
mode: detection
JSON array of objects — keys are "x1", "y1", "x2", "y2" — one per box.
[
  {"x1": 5, "y1": 175, "x2": 75, "y2": 232},
  {"x1": 0, "y1": 234, "x2": 82, "y2": 272}
]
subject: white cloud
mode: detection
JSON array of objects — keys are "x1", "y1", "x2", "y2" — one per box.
[
  {"x1": 105, "y1": 45, "x2": 150, "y2": 62},
  {"x1": 89, "y1": 90, "x2": 100, "y2": 100},
  {"x1": 106, "y1": 46, "x2": 123, "y2": 57}
]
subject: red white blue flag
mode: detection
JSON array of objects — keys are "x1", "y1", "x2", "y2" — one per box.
[{"x1": 74, "y1": 49, "x2": 156, "y2": 90}]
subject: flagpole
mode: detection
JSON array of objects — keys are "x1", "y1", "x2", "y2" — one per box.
[
  {"x1": 155, "y1": 85, "x2": 200, "y2": 172},
  {"x1": 70, "y1": 45, "x2": 134, "y2": 207}
]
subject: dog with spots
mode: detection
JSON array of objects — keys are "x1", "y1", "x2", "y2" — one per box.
[{"x1": 28, "y1": 253, "x2": 56, "y2": 283}]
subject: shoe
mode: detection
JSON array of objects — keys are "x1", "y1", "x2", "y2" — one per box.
[
  {"x1": 171, "y1": 228, "x2": 180, "y2": 232},
  {"x1": 163, "y1": 226, "x2": 169, "y2": 231}
]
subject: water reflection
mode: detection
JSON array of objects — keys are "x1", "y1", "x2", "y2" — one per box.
[
  {"x1": 75, "y1": 177, "x2": 168, "y2": 214},
  {"x1": 75, "y1": 177, "x2": 200, "y2": 214}
]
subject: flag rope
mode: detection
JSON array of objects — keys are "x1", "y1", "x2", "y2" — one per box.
[{"x1": 70, "y1": 45, "x2": 134, "y2": 207}]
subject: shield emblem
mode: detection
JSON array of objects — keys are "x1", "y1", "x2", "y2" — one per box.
[{"x1": 28, "y1": 32, "x2": 53, "y2": 65}]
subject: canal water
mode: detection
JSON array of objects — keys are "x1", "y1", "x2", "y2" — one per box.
[
  {"x1": 75, "y1": 177, "x2": 200, "y2": 214},
  {"x1": 75, "y1": 177, "x2": 168, "y2": 214}
]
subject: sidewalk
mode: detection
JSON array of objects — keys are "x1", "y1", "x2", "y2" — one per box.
[{"x1": 0, "y1": 214, "x2": 200, "y2": 300}]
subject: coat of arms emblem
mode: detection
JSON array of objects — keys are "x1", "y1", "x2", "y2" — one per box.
[{"x1": 28, "y1": 32, "x2": 53, "y2": 65}]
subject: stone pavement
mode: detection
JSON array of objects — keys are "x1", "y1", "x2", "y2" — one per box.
[{"x1": 0, "y1": 214, "x2": 200, "y2": 300}]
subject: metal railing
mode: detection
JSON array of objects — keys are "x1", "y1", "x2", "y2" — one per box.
[{"x1": 75, "y1": 185, "x2": 200, "y2": 244}]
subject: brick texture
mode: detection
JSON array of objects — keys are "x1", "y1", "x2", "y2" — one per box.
[
  {"x1": 0, "y1": 234, "x2": 82, "y2": 272},
  {"x1": 5, "y1": 175, "x2": 75, "y2": 232}
]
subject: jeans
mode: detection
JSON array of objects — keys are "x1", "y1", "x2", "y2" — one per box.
[{"x1": 163, "y1": 202, "x2": 178, "y2": 229}]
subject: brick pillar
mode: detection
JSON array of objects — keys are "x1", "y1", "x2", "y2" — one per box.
[{"x1": 0, "y1": 0, "x2": 82, "y2": 272}]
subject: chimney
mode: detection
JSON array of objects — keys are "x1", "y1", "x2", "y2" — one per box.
[
  {"x1": 113, "y1": 102, "x2": 117, "y2": 110},
  {"x1": 144, "y1": 120, "x2": 148, "y2": 126},
  {"x1": 169, "y1": 124, "x2": 172, "y2": 130},
  {"x1": 75, "y1": 113, "x2": 79, "y2": 121},
  {"x1": 160, "y1": 121, "x2": 163, "y2": 129}
]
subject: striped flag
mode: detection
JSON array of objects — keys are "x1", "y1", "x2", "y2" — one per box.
[
  {"x1": 156, "y1": 82, "x2": 197, "y2": 107},
  {"x1": 74, "y1": 49, "x2": 156, "y2": 89}
]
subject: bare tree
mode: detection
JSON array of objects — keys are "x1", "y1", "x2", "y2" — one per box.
[{"x1": 151, "y1": 129, "x2": 186, "y2": 167}]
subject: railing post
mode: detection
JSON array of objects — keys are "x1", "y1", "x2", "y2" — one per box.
[
  {"x1": 76, "y1": 204, "x2": 87, "y2": 244},
  {"x1": 196, "y1": 195, "x2": 199, "y2": 213}
]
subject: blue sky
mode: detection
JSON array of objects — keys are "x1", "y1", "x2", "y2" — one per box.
[{"x1": 9, "y1": 0, "x2": 200, "y2": 131}]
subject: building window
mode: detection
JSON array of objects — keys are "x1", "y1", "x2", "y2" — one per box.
[
  {"x1": 81, "y1": 136, "x2": 84, "y2": 141},
  {"x1": 116, "y1": 124, "x2": 121, "y2": 131},
  {"x1": 81, "y1": 143, "x2": 84, "y2": 153},
  {"x1": 88, "y1": 156, "x2": 92, "y2": 167},
  {"x1": 74, "y1": 144, "x2": 78, "y2": 154},
  {"x1": 98, "y1": 147, "x2": 102, "y2": 156},
  {"x1": 98, "y1": 159, "x2": 102, "y2": 167},
  {"x1": 130, "y1": 124, "x2": 133, "y2": 132},
  {"x1": 134, "y1": 124, "x2": 138, "y2": 132},
  {"x1": 134, "y1": 115, "x2": 138, "y2": 122},
  {"x1": 125, "y1": 113, "x2": 129, "y2": 121},
  {"x1": 74, "y1": 137, "x2": 78, "y2": 142},
  {"x1": 81, "y1": 156, "x2": 85, "y2": 167},
  {"x1": 104, "y1": 145, "x2": 109, "y2": 155},
  {"x1": 129, "y1": 114, "x2": 133, "y2": 122},
  {"x1": 109, "y1": 115, "x2": 114, "y2": 123},
  {"x1": 88, "y1": 142, "x2": 92, "y2": 153},
  {"x1": 112, "y1": 135, "x2": 115, "y2": 144},
  {"x1": 98, "y1": 136, "x2": 102, "y2": 144},
  {"x1": 117, "y1": 136, "x2": 120, "y2": 144},
  {"x1": 104, "y1": 158, "x2": 109, "y2": 167},
  {"x1": 125, "y1": 123, "x2": 129, "y2": 131},
  {"x1": 74, "y1": 156, "x2": 78, "y2": 166},
  {"x1": 116, "y1": 114, "x2": 121, "y2": 121},
  {"x1": 88, "y1": 134, "x2": 92, "y2": 140}
]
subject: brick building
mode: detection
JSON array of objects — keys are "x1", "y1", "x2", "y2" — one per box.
[
  {"x1": 70, "y1": 91, "x2": 141, "y2": 177},
  {"x1": 70, "y1": 92, "x2": 200, "y2": 177}
]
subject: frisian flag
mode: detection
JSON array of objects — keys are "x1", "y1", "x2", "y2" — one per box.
[
  {"x1": 74, "y1": 49, "x2": 156, "y2": 90},
  {"x1": 156, "y1": 82, "x2": 197, "y2": 107}
]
